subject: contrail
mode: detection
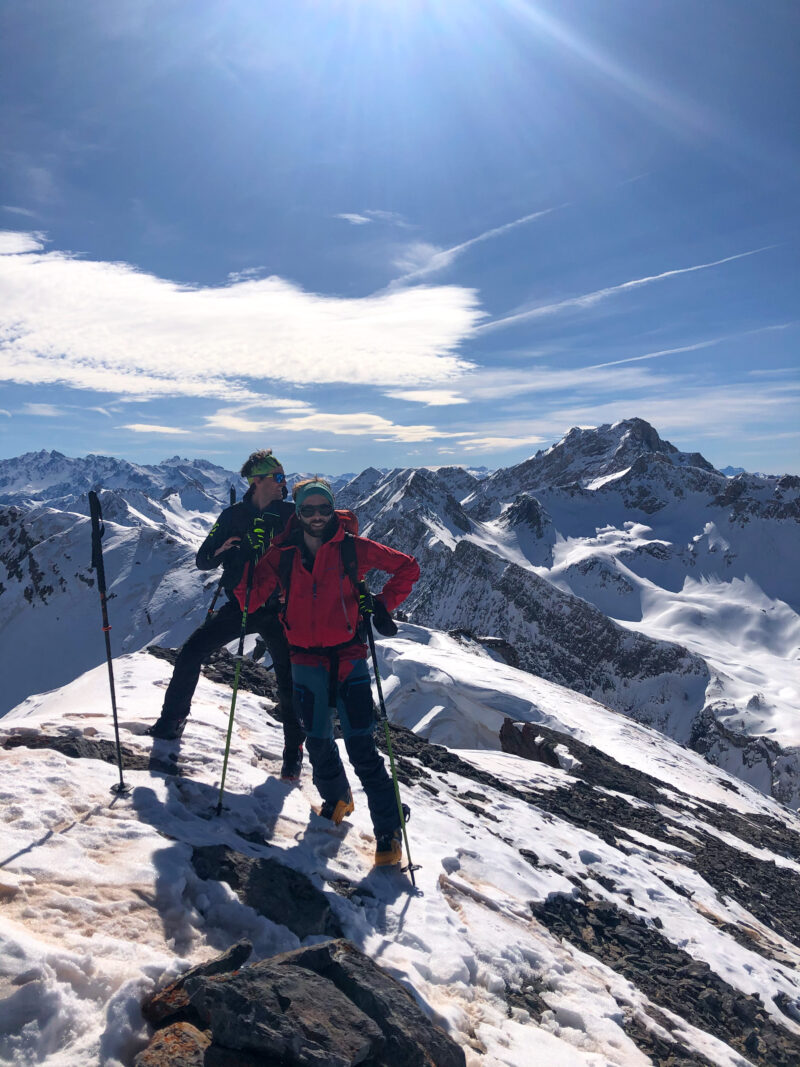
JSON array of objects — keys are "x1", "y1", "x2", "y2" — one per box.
[{"x1": 478, "y1": 246, "x2": 776, "y2": 333}]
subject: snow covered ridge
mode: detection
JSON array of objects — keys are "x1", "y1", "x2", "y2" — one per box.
[
  {"x1": 1, "y1": 628, "x2": 800, "y2": 1065},
  {"x1": 344, "y1": 419, "x2": 799, "y2": 808},
  {"x1": 1, "y1": 418, "x2": 798, "y2": 806}
]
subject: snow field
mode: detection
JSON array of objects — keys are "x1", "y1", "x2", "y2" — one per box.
[{"x1": 0, "y1": 632, "x2": 798, "y2": 1064}]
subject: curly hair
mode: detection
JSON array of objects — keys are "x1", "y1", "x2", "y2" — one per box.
[{"x1": 240, "y1": 449, "x2": 281, "y2": 479}]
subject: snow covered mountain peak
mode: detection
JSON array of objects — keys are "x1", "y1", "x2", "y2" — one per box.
[{"x1": 469, "y1": 418, "x2": 721, "y2": 509}]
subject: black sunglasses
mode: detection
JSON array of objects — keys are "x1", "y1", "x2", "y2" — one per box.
[{"x1": 299, "y1": 503, "x2": 334, "y2": 517}]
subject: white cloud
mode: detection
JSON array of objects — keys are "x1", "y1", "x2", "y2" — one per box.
[
  {"x1": 308, "y1": 447, "x2": 344, "y2": 453},
  {"x1": 21, "y1": 402, "x2": 63, "y2": 416},
  {"x1": 334, "y1": 213, "x2": 372, "y2": 225},
  {"x1": 385, "y1": 389, "x2": 468, "y2": 406},
  {"x1": 480, "y1": 247, "x2": 774, "y2": 333},
  {"x1": 121, "y1": 424, "x2": 191, "y2": 435},
  {"x1": 0, "y1": 408, "x2": 10, "y2": 417},
  {"x1": 204, "y1": 407, "x2": 468, "y2": 444},
  {"x1": 0, "y1": 236, "x2": 481, "y2": 399},
  {"x1": 0, "y1": 230, "x2": 46, "y2": 254},
  {"x1": 460, "y1": 433, "x2": 546, "y2": 452}
]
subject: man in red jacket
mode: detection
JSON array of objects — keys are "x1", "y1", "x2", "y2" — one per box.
[{"x1": 236, "y1": 477, "x2": 419, "y2": 866}]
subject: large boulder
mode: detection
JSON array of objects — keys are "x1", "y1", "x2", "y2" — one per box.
[{"x1": 139, "y1": 938, "x2": 466, "y2": 1067}]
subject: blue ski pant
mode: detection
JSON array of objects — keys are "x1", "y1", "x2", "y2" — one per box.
[{"x1": 292, "y1": 657, "x2": 400, "y2": 836}]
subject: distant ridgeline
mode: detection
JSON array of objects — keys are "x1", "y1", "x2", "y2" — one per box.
[{"x1": 1, "y1": 419, "x2": 798, "y2": 806}]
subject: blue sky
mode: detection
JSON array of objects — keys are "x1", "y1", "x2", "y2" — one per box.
[{"x1": 1, "y1": 0, "x2": 798, "y2": 475}]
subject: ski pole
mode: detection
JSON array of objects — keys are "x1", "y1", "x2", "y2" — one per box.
[
  {"x1": 215, "y1": 558, "x2": 255, "y2": 815},
  {"x1": 207, "y1": 484, "x2": 237, "y2": 617},
  {"x1": 361, "y1": 597, "x2": 420, "y2": 885},
  {"x1": 88, "y1": 491, "x2": 130, "y2": 797}
]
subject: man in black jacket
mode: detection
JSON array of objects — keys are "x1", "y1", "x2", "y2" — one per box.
[{"x1": 147, "y1": 450, "x2": 305, "y2": 780}]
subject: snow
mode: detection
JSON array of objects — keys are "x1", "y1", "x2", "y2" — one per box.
[{"x1": 1, "y1": 626, "x2": 799, "y2": 1065}]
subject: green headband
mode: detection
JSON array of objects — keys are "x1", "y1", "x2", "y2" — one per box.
[
  {"x1": 294, "y1": 481, "x2": 335, "y2": 513},
  {"x1": 246, "y1": 455, "x2": 282, "y2": 485}
]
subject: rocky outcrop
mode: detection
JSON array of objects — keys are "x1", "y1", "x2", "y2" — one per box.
[
  {"x1": 690, "y1": 706, "x2": 800, "y2": 808},
  {"x1": 191, "y1": 846, "x2": 343, "y2": 941},
  {"x1": 530, "y1": 895, "x2": 799, "y2": 1067},
  {"x1": 137, "y1": 939, "x2": 466, "y2": 1067}
]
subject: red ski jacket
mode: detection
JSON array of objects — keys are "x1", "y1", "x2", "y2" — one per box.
[{"x1": 235, "y1": 511, "x2": 419, "y2": 651}]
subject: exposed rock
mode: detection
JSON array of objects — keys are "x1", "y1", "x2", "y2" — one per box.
[
  {"x1": 499, "y1": 721, "x2": 563, "y2": 768},
  {"x1": 690, "y1": 706, "x2": 800, "y2": 808},
  {"x1": 191, "y1": 845, "x2": 343, "y2": 940},
  {"x1": 188, "y1": 961, "x2": 385, "y2": 1065},
  {"x1": 2, "y1": 730, "x2": 157, "y2": 771},
  {"x1": 141, "y1": 939, "x2": 466, "y2": 1067},
  {"x1": 276, "y1": 940, "x2": 466, "y2": 1067},
  {"x1": 141, "y1": 940, "x2": 252, "y2": 1026},
  {"x1": 147, "y1": 644, "x2": 282, "y2": 710},
  {"x1": 133, "y1": 1022, "x2": 210, "y2": 1066},
  {"x1": 530, "y1": 895, "x2": 800, "y2": 1067}
]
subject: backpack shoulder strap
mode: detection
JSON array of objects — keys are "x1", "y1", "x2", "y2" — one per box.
[
  {"x1": 340, "y1": 532, "x2": 360, "y2": 592},
  {"x1": 277, "y1": 545, "x2": 297, "y2": 619}
]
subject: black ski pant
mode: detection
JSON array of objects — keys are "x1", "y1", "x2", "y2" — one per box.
[{"x1": 160, "y1": 599, "x2": 303, "y2": 750}]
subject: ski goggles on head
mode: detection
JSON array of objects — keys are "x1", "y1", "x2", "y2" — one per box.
[{"x1": 298, "y1": 503, "x2": 334, "y2": 517}]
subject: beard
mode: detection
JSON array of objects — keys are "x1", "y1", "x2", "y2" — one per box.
[{"x1": 299, "y1": 513, "x2": 337, "y2": 541}]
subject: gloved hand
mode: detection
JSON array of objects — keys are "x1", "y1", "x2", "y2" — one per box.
[
  {"x1": 372, "y1": 596, "x2": 398, "y2": 637},
  {"x1": 358, "y1": 588, "x2": 376, "y2": 615},
  {"x1": 243, "y1": 518, "x2": 270, "y2": 561}
]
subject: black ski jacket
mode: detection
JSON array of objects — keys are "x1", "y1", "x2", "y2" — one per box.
[{"x1": 196, "y1": 490, "x2": 295, "y2": 603}]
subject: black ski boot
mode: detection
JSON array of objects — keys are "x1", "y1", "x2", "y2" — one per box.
[
  {"x1": 146, "y1": 715, "x2": 188, "y2": 740},
  {"x1": 280, "y1": 744, "x2": 304, "y2": 782}
]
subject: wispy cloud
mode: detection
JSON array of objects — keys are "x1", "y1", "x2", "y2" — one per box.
[
  {"x1": 384, "y1": 389, "x2": 468, "y2": 406},
  {"x1": 2, "y1": 206, "x2": 37, "y2": 218},
  {"x1": 460, "y1": 433, "x2": 546, "y2": 452},
  {"x1": 21, "y1": 402, "x2": 63, "y2": 416},
  {"x1": 584, "y1": 323, "x2": 794, "y2": 372},
  {"x1": 121, "y1": 423, "x2": 190, "y2": 435},
  {"x1": 334, "y1": 213, "x2": 371, "y2": 226},
  {"x1": 393, "y1": 205, "x2": 563, "y2": 284},
  {"x1": 0, "y1": 234, "x2": 481, "y2": 399},
  {"x1": 335, "y1": 209, "x2": 409, "y2": 228},
  {"x1": 479, "y1": 247, "x2": 775, "y2": 333},
  {"x1": 204, "y1": 407, "x2": 469, "y2": 444},
  {"x1": 0, "y1": 409, "x2": 10, "y2": 418},
  {"x1": 308, "y1": 447, "x2": 344, "y2": 453},
  {"x1": 447, "y1": 363, "x2": 673, "y2": 403},
  {"x1": 500, "y1": 382, "x2": 800, "y2": 447}
]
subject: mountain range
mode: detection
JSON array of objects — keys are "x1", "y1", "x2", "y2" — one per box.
[{"x1": 0, "y1": 418, "x2": 797, "y2": 807}]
